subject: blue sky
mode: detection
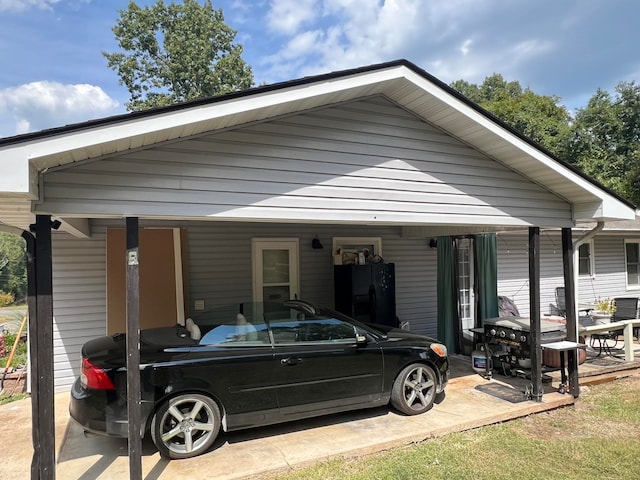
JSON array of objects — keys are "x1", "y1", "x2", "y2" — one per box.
[{"x1": 0, "y1": 0, "x2": 639, "y2": 138}]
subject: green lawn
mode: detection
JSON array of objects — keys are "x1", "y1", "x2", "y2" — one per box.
[{"x1": 268, "y1": 375, "x2": 640, "y2": 480}]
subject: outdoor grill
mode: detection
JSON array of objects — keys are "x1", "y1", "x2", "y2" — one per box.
[{"x1": 482, "y1": 316, "x2": 566, "y2": 375}]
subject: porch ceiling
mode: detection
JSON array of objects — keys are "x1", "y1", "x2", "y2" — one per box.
[{"x1": 0, "y1": 60, "x2": 635, "y2": 233}]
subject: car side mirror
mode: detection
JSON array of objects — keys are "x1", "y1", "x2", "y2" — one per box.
[{"x1": 356, "y1": 333, "x2": 368, "y2": 344}]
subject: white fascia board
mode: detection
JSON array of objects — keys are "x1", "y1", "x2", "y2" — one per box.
[
  {"x1": 19, "y1": 68, "x2": 404, "y2": 171},
  {"x1": 0, "y1": 146, "x2": 35, "y2": 196},
  {"x1": 400, "y1": 68, "x2": 636, "y2": 220}
]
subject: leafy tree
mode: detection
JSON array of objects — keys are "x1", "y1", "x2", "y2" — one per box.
[
  {"x1": 450, "y1": 74, "x2": 572, "y2": 157},
  {"x1": 566, "y1": 81, "x2": 640, "y2": 205},
  {"x1": 0, "y1": 233, "x2": 26, "y2": 304},
  {"x1": 104, "y1": 0, "x2": 254, "y2": 111}
]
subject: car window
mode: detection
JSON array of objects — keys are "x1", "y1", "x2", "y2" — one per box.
[
  {"x1": 269, "y1": 315, "x2": 356, "y2": 345},
  {"x1": 198, "y1": 312, "x2": 270, "y2": 346}
]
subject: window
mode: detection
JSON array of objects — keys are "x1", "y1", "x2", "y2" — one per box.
[
  {"x1": 625, "y1": 240, "x2": 640, "y2": 288},
  {"x1": 270, "y1": 317, "x2": 356, "y2": 344},
  {"x1": 578, "y1": 240, "x2": 594, "y2": 277},
  {"x1": 332, "y1": 237, "x2": 382, "y2": 265}
]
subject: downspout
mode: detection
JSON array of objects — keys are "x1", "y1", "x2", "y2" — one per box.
[{"x1": 572, "y1": 221, "x2": 605, "y2": 337}]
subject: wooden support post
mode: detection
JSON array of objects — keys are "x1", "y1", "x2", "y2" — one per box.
[
  {"x1": 126, "y1": 217, "x2": 142, "y2": 479},
  {"x1": 529, "y1": 227, "x2": 543, "y2": 402},
  {"x1": 25, "y1": 215, "x2": 56, "y2": 479},
  {"x1": 561, "y1": 228, "x2": 580, "y2": 397}
]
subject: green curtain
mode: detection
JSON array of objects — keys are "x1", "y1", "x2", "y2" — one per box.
[
  {"x1": 475, "y1": 233, "x2": 498, "y2": 325},
  {"x1": 436, "y1": 236, "x2": 458, "y2": 351}
]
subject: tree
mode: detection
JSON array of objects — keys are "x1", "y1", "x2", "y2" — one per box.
[
  {"x1": 104, "y1": 0, "x2": 254, "y2": 111},
  {"x1": 0, "y1": 233, "x2": 26, "y2": 304},
  {"x1": 450, "y1": 74, "x2": 572, "y2": 157},
  {"x1": 566, "y1": 81, "x2": 640, "y2": 205}
]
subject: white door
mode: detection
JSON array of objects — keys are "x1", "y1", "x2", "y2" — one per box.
[
  {"x1": 252, "y1": 239, "x2": 300, "y2": 304},
  {"x1": 457, "y1": 238, "x2": 475, "y2": 342}
]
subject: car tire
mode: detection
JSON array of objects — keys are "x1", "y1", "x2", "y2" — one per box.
[
  {"x1": 151, "y1": 393, "x2": 221, "y2": 459},
  {"x1": 390, "y1": 363, "x2": 437, "y2": 415}
]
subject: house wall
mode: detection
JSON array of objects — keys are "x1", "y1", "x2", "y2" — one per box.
[
  {"x1": 496, "y1": 231, "x2": 640, "y2": 317},
  {"x1": 51, "y1": 220, "x2": 439, "y2": 392},
  {"x1": 40, "y1": 96, "x2": 572, "y2": 227}
]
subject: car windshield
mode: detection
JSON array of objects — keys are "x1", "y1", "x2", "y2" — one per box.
[{"x1": 190, "y1": 301, "x2": 362, "y2": 346}]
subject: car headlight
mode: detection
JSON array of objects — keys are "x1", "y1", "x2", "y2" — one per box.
[{"x1": 430, "y1": 343, "x2": 447, "y2": 358}]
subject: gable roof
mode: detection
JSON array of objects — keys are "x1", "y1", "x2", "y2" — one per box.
[{"x1": 0, "y1": 59, "x2": 635, "y2": 231}]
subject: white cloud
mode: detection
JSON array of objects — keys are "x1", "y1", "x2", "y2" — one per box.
[
  {"x1": 266, "y1": 0, "x2": 318, "y2": 35},
  {"x1": 0, "y1": 0, "x2": 61, "y2": 12},
  {"x1": 0, "y1": 81, "x2": 119, "y2": 137}
]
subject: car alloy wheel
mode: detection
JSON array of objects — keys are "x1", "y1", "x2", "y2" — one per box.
[
  {"x1": 391, "y1": 363, "x2": 437, "y2": 415},
  {"x1": 151, "y1": 393, "x2": 221, "y2": 459}
]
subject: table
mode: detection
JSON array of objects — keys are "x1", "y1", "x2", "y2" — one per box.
[
  {"x1": 579, "y1": 319, "x2": 640, "y2": 361},
  {"x1": 541, "y1": 341, "x2": 586, "y2": 395}
]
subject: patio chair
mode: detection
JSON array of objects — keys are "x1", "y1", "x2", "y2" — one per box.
[
  {"x1": 555, "y1": 287, "x2": 566, "y2": 317},
  {"x1": 590, "y1": 297, "x2": 639, "y2": 356}
]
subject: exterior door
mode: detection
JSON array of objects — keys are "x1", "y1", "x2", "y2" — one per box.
[
  {"x1": 252, "y1": 239, "x2": 299, "y2": 306},
  {"x1": 457, "y1": 238, "x2": 475, "y2": 345}
]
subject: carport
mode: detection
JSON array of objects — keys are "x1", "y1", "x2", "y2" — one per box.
[{"x1": 0, "y1": 59, "x2": 635, "y2": 479}]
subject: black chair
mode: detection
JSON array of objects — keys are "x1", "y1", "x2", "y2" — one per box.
[
  {"x1": 590, "y1": 297, "x2": 639, "y2": 356},
  {"x1": 555, "y1": 287, "x2": 566, "y2": 317}
]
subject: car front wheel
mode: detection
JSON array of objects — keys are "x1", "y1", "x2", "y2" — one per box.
[
  {"x1": 151, "y1": 393, "x2": 221, "y2": 459},
  {"x1": 390, "y1": 363, "x2": 437, "y2": 415}
]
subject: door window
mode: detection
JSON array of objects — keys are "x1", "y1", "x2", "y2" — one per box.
[{"x1": 252, "y1": 239, "x2": 299, "y2": 305}]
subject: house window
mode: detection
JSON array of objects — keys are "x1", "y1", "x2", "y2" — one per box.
[
  {"x1": 578, "y1": 241, "x2": 594, "y2": 277},
  {"x1": 625, "y1": 240, "x2": 640, "y2": 288}
]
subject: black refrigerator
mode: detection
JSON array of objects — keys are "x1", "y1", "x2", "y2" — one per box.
[{"x1": 334, "y1": 263, "x2": 396, "y2": 327}]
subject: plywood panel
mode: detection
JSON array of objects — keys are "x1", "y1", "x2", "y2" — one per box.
[{"x1": 107, "y1": 228, "x2": 185, "y2": 334}]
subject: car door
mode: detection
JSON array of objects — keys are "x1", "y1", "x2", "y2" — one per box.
[
  {"x1": 269, "y1": 314, "x2": 384, "y2": 416},
  {"x1": 177, "y1": 313, "x2": 279, "y2": 430}
]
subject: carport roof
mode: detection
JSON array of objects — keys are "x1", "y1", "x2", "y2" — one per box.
[{"x1": 0, "y1": 59, "x2": 636, "y2": 231}]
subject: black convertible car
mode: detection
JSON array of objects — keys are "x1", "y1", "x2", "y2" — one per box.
[{"x1": 70, "y1": 300, "x2": 449, "y2": 459}]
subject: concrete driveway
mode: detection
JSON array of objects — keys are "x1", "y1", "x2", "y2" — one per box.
[{"x1": 0, "y1": 356, "x2": 578, "y2": 480}]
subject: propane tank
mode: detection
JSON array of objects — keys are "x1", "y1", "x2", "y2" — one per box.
[{"x1": 472, "y1": 345, "x2": 490, "y2": 374}]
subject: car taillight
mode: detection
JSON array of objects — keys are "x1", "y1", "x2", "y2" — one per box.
[
  {"x1": 430, "y1": 343, "x2": 448, "y2": 358},
  {"x1": 81, "y1": 358, "x2": 115, "y2": 390}
]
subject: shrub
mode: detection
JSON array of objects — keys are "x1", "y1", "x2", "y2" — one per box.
[{"x1": 0, "y1": 291, "x2": 15, "y2": 307}]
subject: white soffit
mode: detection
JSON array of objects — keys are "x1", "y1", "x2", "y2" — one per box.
[{"x1": 0, "y1": 61, "x2": 635, "y2": 223}]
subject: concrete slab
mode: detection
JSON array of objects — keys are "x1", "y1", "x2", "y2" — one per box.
[{"x1": 0, "y1": 356, "x2": 578, "y2": 480}]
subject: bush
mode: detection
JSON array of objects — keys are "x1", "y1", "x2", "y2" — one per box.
[
  {"x1": 0, "y1": 332, "x2": 27, "y2": 368},
  {"x1": 0, "y1": 291, "x2": 15, "y2": 307}
]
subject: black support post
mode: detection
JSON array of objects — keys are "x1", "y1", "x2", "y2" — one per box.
[
  {"x1": 562, "y1": 228, "x2": 580, "y2": 397},
  {"x1": 25, "y1": 215, "x2": 56, "y2": 479},
  {"x1": 126, "y1": 217, "x2": 142, "y2": 479},
  {"x1": 529, "y1": 227, "x2": 543, "y2": 402}
]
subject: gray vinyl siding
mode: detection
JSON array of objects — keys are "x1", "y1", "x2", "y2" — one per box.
[
  {"x1": 52, "y1": 229, "x2": 107, "y2": 392},
  {"x1": 40, "y1": 97, "x2": 571, "y2": 227},
  {"x1": 50, "y1": 220, "x2": 438, "y2": 392},
  {"x1": 496, "y1": 232, "x2": 640, "y2": 318}
]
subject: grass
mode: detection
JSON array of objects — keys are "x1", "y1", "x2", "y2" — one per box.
[{"x1": 267, "y1": 374, "x2": 640, "y2": 480}]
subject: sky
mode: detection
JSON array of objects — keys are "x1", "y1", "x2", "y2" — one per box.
[{"x1": 0, "y1": 0, "x2": 639, "y2": 139}]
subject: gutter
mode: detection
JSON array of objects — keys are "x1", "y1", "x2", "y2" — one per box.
[{"x1": 571, "y1": 221, "x2": 605, "y2": 338}]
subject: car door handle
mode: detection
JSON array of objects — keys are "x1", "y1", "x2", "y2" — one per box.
[{"x1": 280, "y1": 357, "x2": 302, "y2": 366}]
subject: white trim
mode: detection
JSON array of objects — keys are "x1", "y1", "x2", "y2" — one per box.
[
  {"x1": 624, "y1": 239, "x2": 640, "y2": 290},
  {"x1": 173, "y1": 228, "x2": 185, "y2": 325},
  {"x1": 578, "y1": 240, "x2": 595, "y2": 278},
  {"x1": 251, "y1": 238, "x2": 300, "y2": 303}
]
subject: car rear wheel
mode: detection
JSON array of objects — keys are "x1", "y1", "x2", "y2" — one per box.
[
  {"x1": 151, "y1": 393, "x2": 221, "y2": 459},
  {"x1": 390, "y1": 363, "x2": 437, "y2": 415}
]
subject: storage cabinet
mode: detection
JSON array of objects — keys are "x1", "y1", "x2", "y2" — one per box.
[{"x1": 333, "y1": 263, "x2": 396, "y2": 327}]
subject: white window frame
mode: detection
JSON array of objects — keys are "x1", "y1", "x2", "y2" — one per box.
[
  {"x1": 578, "y1": 240, "x2": 595, "y2": 278},
  {"x1": 624, "y1": 239, "x2": 640, "y2": 290},
  {"x1": 332, "y1": 237, "x2": 382, "y2": 265}
]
